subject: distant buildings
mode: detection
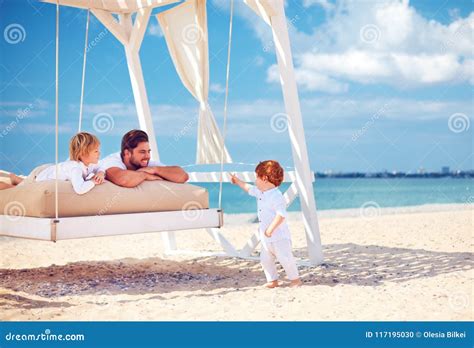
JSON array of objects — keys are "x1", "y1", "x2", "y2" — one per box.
[{"x1": 315, "y1": 167, "x2": 473, "y2": 179}]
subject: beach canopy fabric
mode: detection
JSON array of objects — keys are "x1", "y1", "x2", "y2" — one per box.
[
  {"x1": 157, "y1": 0, "x2": 232, "y2": 164},
  {"x1": 41, "y1": 0, "x2": 181, "y2": 13},
  {"x1": 243, "y1": 0, "x2": 276, "y2": 25}
]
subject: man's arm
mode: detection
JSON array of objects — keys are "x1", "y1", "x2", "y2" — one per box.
[
  {"x1": 105, "y1": 167, "x2": 149, "y2": 188},
  {"x1": 148, "y1": 166, "x2": 189, "y2": 183}
]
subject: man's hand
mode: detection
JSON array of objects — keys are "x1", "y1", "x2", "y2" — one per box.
[
  {"x1": 93, "y1": 172, "x2": 105, "y2": 184},
  {"x1": 137, "y1": 167, "x2": 156, "y2": 175},
  {"x1": 145, "y1": 173, "x2": 163, "y2": 181},
  {"x1": 151, "y1": 166, "x2": 189, "y2": 183}
]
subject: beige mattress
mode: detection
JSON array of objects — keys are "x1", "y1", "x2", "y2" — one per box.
[
  {"x1": 0, "y1": 170, "x2": 13, "y2": 184},
  {"x1": 0, "y1": 179, "x2": 209, "y2": 218}
]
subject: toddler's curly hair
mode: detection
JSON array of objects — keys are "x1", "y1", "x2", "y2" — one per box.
[{"x1": 255, "y1": 160, "x2": 284, "y2": 187}]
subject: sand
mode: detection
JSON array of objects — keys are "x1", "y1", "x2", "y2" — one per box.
[{"x1": 0, "y1": 204, "x2": 472, "y2": 321}]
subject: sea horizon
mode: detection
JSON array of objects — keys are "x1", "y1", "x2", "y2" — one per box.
[{"x1": 205, "y1": 177, "x2": 473, "y2": 214}]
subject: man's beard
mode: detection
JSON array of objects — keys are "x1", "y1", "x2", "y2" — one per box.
[{"x1": 129, "y1": 156, "x2": 149, "y2": 170}]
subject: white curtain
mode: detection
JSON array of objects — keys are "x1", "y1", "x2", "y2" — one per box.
[
  {"x1": 243, "y1": 0, "x2": 277, "y2": 26},
  {"x1": 157, "y1": 0, "x2": 232, "y2": 164}
]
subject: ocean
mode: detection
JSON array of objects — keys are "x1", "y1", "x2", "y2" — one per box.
[{"x1": 201, "y1": 178, "x2": 474, "y2": 214}]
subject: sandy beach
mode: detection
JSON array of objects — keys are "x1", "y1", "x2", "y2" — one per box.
[{"x1": 1, "y1": 203, "x2": 472, "y2": 321}]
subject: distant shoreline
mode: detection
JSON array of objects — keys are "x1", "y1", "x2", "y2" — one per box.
[
  {"x1": 223, "y1": 202, "x2": 473, "y2": 224},
  {"x1": 314, "y1": 172, "x2": 474, "y2": 179}
]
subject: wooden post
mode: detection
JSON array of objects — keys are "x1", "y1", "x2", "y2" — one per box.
[
  {"x1": 91, "y1": 9, "x2": 160, "y2": 162},
  {"x1": 270, "y1": 1, "x2": 323, "y2": 264},
  {"x1": 93, "y1": 9, "x2": 176, "y2": 250},
  {"x1": 119, "y1": 11, "x2": 160, "y2": 163}
]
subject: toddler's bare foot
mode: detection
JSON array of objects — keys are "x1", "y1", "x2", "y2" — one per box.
[
  {"x1": 289, "y1": 278, "x2": 303, "y2": 288},
  {"x1": 9, "y1": 173, "x2": 23, "y2": 185},
  {"x1": 265, "y1": 280, "x2": 279, "y2": 288}
]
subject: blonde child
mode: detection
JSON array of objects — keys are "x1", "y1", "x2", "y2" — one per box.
[
  {"x1": 230, "y1": 160, "x2": 302, "y2": 288},
  {"x1": 1, "y1": 132, "x2": 104, "y2": 194}
]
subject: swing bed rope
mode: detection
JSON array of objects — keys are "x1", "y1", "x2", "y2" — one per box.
[{"x1": 55, "y1": 0, "x2": 234, "y2": 220}]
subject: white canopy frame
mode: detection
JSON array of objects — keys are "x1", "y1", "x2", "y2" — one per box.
[{"x1": 30, "y1": 0, "x2": 323, "y2": 265}]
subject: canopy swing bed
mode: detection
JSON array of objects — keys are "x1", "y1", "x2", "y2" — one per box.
[{"x1": 0, "y1": 0, "x2": 323, "y2": 265}]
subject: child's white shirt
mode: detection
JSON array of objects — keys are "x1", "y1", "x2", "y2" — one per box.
[
  {"x1": 35, "y1": 161, "x2": 103, "y2": 195},
  {"x1": 248, "y1": 185, "x2": 291, "y2": 243}
]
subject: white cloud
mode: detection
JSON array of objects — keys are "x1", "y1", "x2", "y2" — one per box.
[
  {"x1": 300, "y1": 96, "x2": 472, "y2": 121},
  {"x1": 218, "y1": 96, "x2": 472, "y2": 142},
  {"x1": 303, "y1": 0, "x2": 334, "y2": 11},
  {"x1": 80, "y1": 103, "x2": 138, "y2": 118},
  {"x1": 79, "y1": 97, "x2": 470, "y2": 127},
  {"x1": 20, "y1": 124, "x2": 74, "y2": 134},
  {"x1": 0, "y1": 99, "x2": 50, "y2": 118},
  {"x1": 5, "y1": 97, "x2": 469, "y2": 143},
  {"x1": 267, "y1": 64, "x2": 348, "y2": 93},
  {"x1": 210, "y1": 83, "x2": 225, "y2": 93},
  {"x1": 254, "y1": 55, "x2": 265, "y2": 66},
  {"x1": 218, "y1": 0, "x2": 474, "y2": 93},
  {"x1": 148, "y1": 22, "x2": 164, "y2": 37},
  {"x1": 291, "y1": 50, "x2": 469, "y2": 87},
  {"x1": 67, "y1": 102, "x2": 199, "y2": 136},
  {"x1": 448, "y1": 8, "x2": 461, "y2": 21}
]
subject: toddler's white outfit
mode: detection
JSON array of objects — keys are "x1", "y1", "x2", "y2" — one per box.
[{"x1": 248, "y1": 185, "x2": 299, "y2": 282}]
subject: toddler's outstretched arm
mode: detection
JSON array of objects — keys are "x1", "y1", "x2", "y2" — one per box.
[{"x1": 229, "y1": 173, "x2": 251, "y2": 193}]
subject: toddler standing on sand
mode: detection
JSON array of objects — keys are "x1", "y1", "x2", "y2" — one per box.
[{"x1": 230, "y1": 160, "x2": 302, "y2": 288}]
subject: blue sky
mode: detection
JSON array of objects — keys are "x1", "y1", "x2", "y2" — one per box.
[{"x1": 0, "y1": 0, "x2": 472, "y2": 175}]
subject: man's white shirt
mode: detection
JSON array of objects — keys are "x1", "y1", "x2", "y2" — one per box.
[{"x1": 99, "y1": 152, "x2": 164, "y2": 171}]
